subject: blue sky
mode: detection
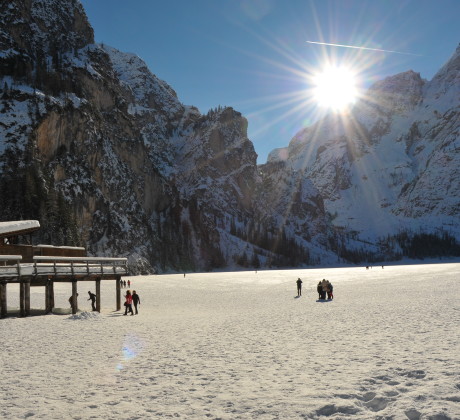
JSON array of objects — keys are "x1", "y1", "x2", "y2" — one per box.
[{"x1": 79, "y1": 0, "x2": 460, "y2": 163}]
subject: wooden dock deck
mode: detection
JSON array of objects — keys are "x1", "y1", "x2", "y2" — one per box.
[{"x1": 0, "y1": 255, "x2": 128, "y2": 318}]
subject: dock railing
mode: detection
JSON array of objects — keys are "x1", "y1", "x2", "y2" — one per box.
[
  {"x1": 0, "y1": 255, "x2": 23, "y2": 279},
  {"x1": 32, "y1": 256, "x2": 128, "y2": 278}
]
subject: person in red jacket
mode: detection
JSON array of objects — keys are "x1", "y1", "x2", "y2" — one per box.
[{"x1": 124, "y1": 290, "x2": 134, "y2": 316}]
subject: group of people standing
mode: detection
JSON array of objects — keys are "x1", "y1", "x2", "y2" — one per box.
[
  {"x1": 295, "y1": 278, "x2": 333, "y2": 300},
  {"x1": 120, "y1": 279, "x2": 131, "y2": 288},
  {"x1": 124, "y1": 290, "x2": 141, "y2": 315},
  {"x1": 295, "y1": 278, "x2": 334, "y2": 300},
  {"x1": 317, "y1": 279, "x2": 333, "y2": 300}
]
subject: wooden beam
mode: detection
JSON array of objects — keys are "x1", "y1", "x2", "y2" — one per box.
[
  {"x1": 50, "y1": 280, "x2": 54, "y2": 311},
  {"x1": 45, "y1": 278, "x2": 54, "y2": 314},
  {"x1": 116, "y1": 275, "x2": 121, "y2": 311},
  {"x1": 95, "y1": 278, "x2": 101, "y2": 312},
  {"x1": 71, "y1": 280, "x2": 78, "y2": 315},
  {"x1": 25, "y1": 280, "x2": 30, "y2": 317},
  {"x1": 45, "y1": 281, "x2": 50, "y2": 314},
  {"x1": 20, "y1": 281, "x2": 25, "y2": 317},
  {"x1": 0, "y1": 281, "x2": 6, "y2": 318}
]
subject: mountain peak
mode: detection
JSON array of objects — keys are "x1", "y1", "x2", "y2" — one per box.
[
  {"x1": 0, "y1": 0, "x2": 93, "y2": 58},
  {"x1": 368, "y1": 70, "x2": 425, "y2": 95}
]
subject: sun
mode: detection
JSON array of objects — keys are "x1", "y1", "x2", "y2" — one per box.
[{"x1": 312, "y1": 65, "x2": 358, "y2": 111}]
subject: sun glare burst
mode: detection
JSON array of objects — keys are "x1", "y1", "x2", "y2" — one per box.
[{"x1": 313, "y1": 66, "x2": 358, "y2": 111}]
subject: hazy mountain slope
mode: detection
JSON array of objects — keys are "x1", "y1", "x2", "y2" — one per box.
[{"x1": 268, "y1": 45, "x2": 460, "y2": 247}]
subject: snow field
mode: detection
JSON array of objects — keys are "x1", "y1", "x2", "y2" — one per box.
[{"x1": 0, "y1": 263, "x2": 459, "y2": 419}]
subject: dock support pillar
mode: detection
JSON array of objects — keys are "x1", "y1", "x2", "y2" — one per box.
[
  {"x1": 24, "y1": 280, "x2": 30, "y2": 317},
  {"x1": 50, "y1": 280, "x2": 54, "y2": 311},
  {"x1": 71, "y1": 279, "x2": 78, "y2": 315},
  {"x1": 96, "y1": 278, "x2": 101, "y2": 312},
  {"x1": 20, "y1": 281, "x2": 26, "y2": 317},
  {"x1": 116, "y1": 275, "x2": 121, "y2": 311},
  {"x1": 45, "y1": 278, "x2": 54, "y2": 314},
  {"x1": 0, "y1": 281, "x2": 6, "y2": 318}
]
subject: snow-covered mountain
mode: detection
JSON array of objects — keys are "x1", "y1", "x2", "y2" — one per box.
[
  {"x1": 1, "y1": 0, "x2": 458, "y2": 272},
  {"x1": 269, "y1": 47, "x2": 460, "y2": 257},
  {"x1": 0, "y1": 0, "x2": 332, "y2": 272}
]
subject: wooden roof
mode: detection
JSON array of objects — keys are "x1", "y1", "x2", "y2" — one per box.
[{"x1": 0, "y1": 221, "x2": 41, "y2": 239}]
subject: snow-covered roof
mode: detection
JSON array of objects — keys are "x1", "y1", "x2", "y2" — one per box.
[
  {"x1": 0, "y1": 220, "x2": 40, "y2": 237},
  {"x1": 36, "y1": 244, "x2": 86, "y2": 250}
]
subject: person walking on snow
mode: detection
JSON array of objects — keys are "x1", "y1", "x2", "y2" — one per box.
[
  {"x1": 124, "y1": 290, "x2": 134, "y2": 316},
  {"x1": 296, "y1": 278, "x2": 303, "y2": 297},
  {"x1": 132, "y1": 290, "x2": 141, "y2": 315},
  {"x1": 87, "y1": 291, "x2": 96, "y2": 311}
]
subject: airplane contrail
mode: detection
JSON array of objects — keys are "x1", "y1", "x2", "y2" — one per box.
[{"x1": 306, "y1": 41, "x2": 422, "y2": 56}]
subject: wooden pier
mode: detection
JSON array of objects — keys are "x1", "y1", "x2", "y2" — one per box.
[
  {"x1": 0, "y1": 220, "x2": 130, "y2": 318},
  {"x1": 0, "y1": 255, "x2": 128, "y2": 318}
]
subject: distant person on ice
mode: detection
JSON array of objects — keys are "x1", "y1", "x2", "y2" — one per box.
[
  {"x1": 296, "y1": 278, "x2": 303, "y2": 297},
  {"x1": 132, "y1": 290, "x2": 141, "y2": 315},
  {"x1": 124, "y1": 290, "x2": 134, "y2": 316},
  {"x1": 317, "y1": 281, "x2": 322, "y2": 299},
  {"x1": 87, "y1": 291, "x2": 96, "y2": 311}
]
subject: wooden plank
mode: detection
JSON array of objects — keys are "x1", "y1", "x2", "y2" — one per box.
[
  {"x1": 33, "y1": 256, "x2": 127, "y2": 262},
  {"x1": 0, "y1": 255, "x2": 23, "y2": 261}
]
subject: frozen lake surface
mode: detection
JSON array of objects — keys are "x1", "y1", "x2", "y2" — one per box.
[{"x1": 1, "y1": 262, "x2": 459, "y2": 419}]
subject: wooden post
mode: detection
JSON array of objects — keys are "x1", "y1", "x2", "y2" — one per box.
[
  {"x1": 71, "y1": 279, "x2": 78, "y2": 315},
  {"x1": 50, "y1": 280, "x2": 54, "y2": 312},
  {"x1": 0, "y1": 281, "x2": 6, "y2": 318},
  {"x1": 45, "y1": 281, "x2": 50, "y2": 314},
  {"x1": 25, "y1": 280, "x2": 30, "y2": 317},
  {"x1": 116, "y1": 275, "x2": 121, "y2": 311},
  {"x1": 45, "y1": 278, "x2": 54, "y2": 314},
  {"x1": 96, "y1": 278, "x2": 101, "y2": 312},
  {"x1": 20, "y1": 281, "x2": 25, "y2": 317}
]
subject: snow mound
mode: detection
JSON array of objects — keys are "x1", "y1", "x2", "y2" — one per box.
[{"x1": 67, "y1": 311, "x2": 101, "y2": 320}]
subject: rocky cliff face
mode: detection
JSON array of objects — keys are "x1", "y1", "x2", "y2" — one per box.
[{"x1": 1, "y1": 0, "x2": 332, "y2": 272}]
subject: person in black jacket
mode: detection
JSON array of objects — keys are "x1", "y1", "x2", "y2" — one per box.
[
  {"x1": 87, "y1": 291, "x2": 96, "y2": 311},
  {"x1": 132, "y1": 290, "x2": 141, "y2": 315},
  {"x1": 296, "y1": 278, "x2": 303, "y2": 297}
]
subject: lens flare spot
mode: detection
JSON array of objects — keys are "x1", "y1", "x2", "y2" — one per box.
[{"x1": 115, "y1": 334, "x2": 146, "y2": 373}]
